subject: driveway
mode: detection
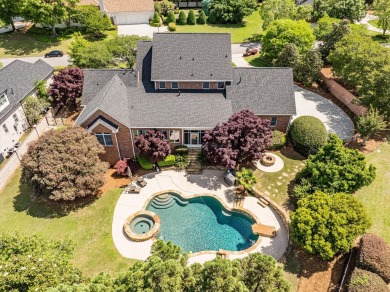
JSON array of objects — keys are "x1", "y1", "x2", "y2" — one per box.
[
  {"x1": 0, "y1": 55, "x2": 70, "y2": 68},
  {"x1": 231, "y1": 43, "x2": 260, "y2": 67},
  {"x1": 118, "y1": 24, "x2": 168, "y2": 38},
  {"x1": 358, "y1": 14, "x2": 389, "y2": 35},
  {"x1": 293, "y1": 86, "x2": 355, "y2": 142}
]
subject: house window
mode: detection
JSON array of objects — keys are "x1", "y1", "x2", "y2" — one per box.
[
  {"x1": 0, "y1": 93, "x2": 9, "y2": 110},
  {"x1": 2, "y1": 124, "x2": 9, "y2": 133},
  {"x1": 160, "y1": 82, "x2": 166, "y2": 89},
  {"x1": 13, "y1": 114, "x2": 19, "y2": 123},
  {"x1": 184, "y1": 130, "x2": 205, "y2": 146},
  {"x1": 159, "y1": 130, "x2": 168, "y2": 139},
  {"x1": 217, "y1": 82, "x2": 225, "y2": 89},
  {"x1": 172, "y1": 82, "x2": 178, "y2": 89},
  {"x1": 95, "y1": 133, "x2": 113, "y2": 146},
  {"x1": 203, "y1": 82, "x2": 210, "y2": 89},
  {"x1": 270, "y1": 117, "x2": 277, "y2": 127},
  {"x1": 132, "y1": 130, "x2": 143, "y2": 137},
  {"x1": 169, "y1": 130, "x2": 180, "y2": 143}
]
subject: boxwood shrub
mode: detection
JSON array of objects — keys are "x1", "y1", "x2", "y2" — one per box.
[
  {"x1": 157, "y1": 155, "x2": 176, "y2": 167},
  {"x1": 168, "y1": 22, "x2": 176, "y2": 31},
  {"x1": 289, "y1": 116, "x2": 327, "y2": 157},
  {"x1": 268, "y1": 130, "x2": 286, "y2": 150},
  {"x1": 138, "y1": 155, "x2": 153, "y2": 170},
  {"x1": 174, "y1": 145, "x2": 188, "y2": 155},
  {"x1": 358, "y1": 233, "x2": 390, "y2": 283},
  {"x1": 349, "y1": 268, "x2": 388, "y2": 292}
]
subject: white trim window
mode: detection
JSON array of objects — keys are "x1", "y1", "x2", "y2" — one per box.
[
  {"x1": 2, "y1": 124, "x2": 9, "y2": 133},
  {"x1": 202, "y1": 82, "x2": 210, "y2": 89},
  {"x1": 217, "y1": 82, "x2": 225, "y2": 89},
  {"x1": 169, "y1": 130, "x2": 180, "y2": 143},
  {"x1": 0, "y1": 93, "x2": 9, "y2": 111},
  {"x1": 160, "y1": 82, "x2": 166, "y2": 89},
  {"x1": 13, "y1": 113, "x2": 19, "y2": 123},
  {"x1": 270, "y1": 117, "x2": 278, "y2": 127},
  {"x1": 172, "y1": 82, "x2": 178, "y2": 89},
  {"x1": 95, "y1": 133, "x2": 113, "y2": 146}
]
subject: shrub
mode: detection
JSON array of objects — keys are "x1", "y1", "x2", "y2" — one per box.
[
  {"x1": 21, "y1": 127, "x2": 108, "y2": 201},
  {"x1": 175, "y1": 154, "x2": 189, "y2": 168},
  {"x1": 291, "y1": 178, "x2": 313, "y2": 200},
  {"x1": 114, "y1": 159, "x2": 129, "y2": 176},
  {"x1": 236, "y1": 168, "x2": 257, "y2": 190},
  {"x1": 178, "y1": 11, "x2": 187, "y2": 25},
  {"x1": 198, "y1": 10, "x2": 207, "y2": 24},
  {"x1": 174, "y1": 145, "x2": 189, "y2": 155},
  {"x1": 134, "y1": 130, "x2": 171, "y2": 162},
  {"x1": 291, "y1": 192, "x2": 371, "y2": 260},
  {"x1": 158, "y1": 155, "x2": 176, "y2": 167},
  {"x1": 207, "y1": 9, "x2": 217, "y2": 23},
  {"x1": 313, "y1": 15, "x2": 341, "y2": 41},
  {"x1": 289, "y1": 116, "x2": 327, "y2": 157},
  {"x1": 358, "y1": 233, "x2": 390, "y2": 283},
  {"x1": 150, "y1": 11, "x2": 161, "y2": 26},
  {"x1": 166, "y1": 10, "x2": 176, "y2": 24},
  {"x1": 269, "y1": 130, "x2": 286, "y2": 149},
  {"x1": 349, "y1": 268, "x2": 388, "y2": 292},
  {"x1": 138, "y1": 155, "x2": 154, "y2": 170},
  {"x1": 23, "y1": 95, "x2": 48, "y2": 126},
  {"x1": 154, "y1": 2, "x2": 161, "y2": 14},
  {"x1": 187, "y1": 9, "x2": 196, "y2": 25},
  {"x1": 168, "y1": 22, "x2": 177, "y2": 31}
]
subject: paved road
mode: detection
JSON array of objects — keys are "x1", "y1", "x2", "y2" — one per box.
[{"x1": 0, "y1": 55, "x2": 70, "y2": 67}]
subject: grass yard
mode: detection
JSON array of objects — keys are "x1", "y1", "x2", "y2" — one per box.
[
  {"x1": 0, "y1": 169, "x2": 136, "y2": 277},
  {"x1": 253, "y1": 149, "x2": 305, "y2": 208},
  {"x1": 175, "y1": 11, "x2": 263, "y2": 43},
  {"x1": 355, "y1": 143, "x2": 390, "y2": 244},
  {"x1": 244, "y1": 53, "x2": 271, "y2": 67}
]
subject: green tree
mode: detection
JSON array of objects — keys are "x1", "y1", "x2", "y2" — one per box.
[
  {"x1": 374, "y1": 0, "x2": 390, "y2": 35},
  {"x1": 300, "y1": 134, "x2": 376, "y2": 194},
  {"x1": 259, "y1": 0, "x2": 296, "y2": 30},
  {"x1": 76, "y1": 5, "x2": 112, "y2": 38},
  {"x1": 262, "y1": 19, "x2": 315, "y2": 62},
  {"x1": 198, "y1": 10, "x2": 207, "y2": 24},
  {"x1": 313, "y1": 15, "x2": 341, "y2": 40},
  {"x1": 0, "y1": 0, "x2": 24, "y2": 31},
  {"x1": 238, "y1": 253, "x2": 291, "y2": 292},
  {"x1": 166, "y1": 10, "x2": 176, "y2": 24},
  {"x1": 319, "y1": 19, "x2": 350, "y2": 61},
  {"x1": 64, "y1": 0, "x2": 79, "y2": 27},
  {"x1": 151, "y1": 11, "x2": 161, "y2": 26},
  {"x1": 273, "y1": 43, "x2": 300, "y2": 68},
  {"x1": 209, "y1": 0, "x2": 257, "y2": 24},
  {"x1": 295, "y1": 49, "x2": 323, "y2": 86},
  {"x1": 295, "y1": 4, "x2": 313, "y2": 21},
  {"x1": 313, "y1": 0, "x2": 366, "y2": 22},
  {"x1": 23, "y1": 0, "x2": 67, "y2": 36},
  {"x1": 356, "y1": 107, "x2": 388, "y2": 145},
  {"x1": 0, "y1": 234, "x2": 83, "y2": 291},
  {"x1": 108, "y1": 35, "x2": 149, "y2": 69},
  {"x1": 70, "y1": 40, "x2": 114, "y2": 68},
  {"x1": 313, "y1": 0, "x2": 331, "y2": 20},
  {"x1": 187, "y1": 9, "x2": 196, "y2": 25},
  {"x1": 178, "y1": 10, "x2": 187, "y2": 24},
  {"x1": 291, "y1": 192, "x2": 371, "y2": 260},
  {"x1": 23, "y1": 96, "x2": 48, "y2": 126}
]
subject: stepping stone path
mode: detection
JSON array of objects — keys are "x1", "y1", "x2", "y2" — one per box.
[
  {"x1": 278, "y1": 176, "x2": 282, "y2": 179},
  {"x1": 277, "y1": 182, "x2": 282, "y2": 186},
  {"x1": 275, "y1": 189, "x2": 279, "y2": 193},
  {"x1": 282, "y1": 173, "x2": 289, "y2": 177},
  {"x1": 268, "y1": 186, "x2": 271, "y2": 190}
]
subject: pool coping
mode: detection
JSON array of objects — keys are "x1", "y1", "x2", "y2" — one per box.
[
  {"x1": 123, "y1": 210, "x2": 161, "y2": 242},
  {"x1": 140, "y1": 189, "x2": 263, "y2": 258}
]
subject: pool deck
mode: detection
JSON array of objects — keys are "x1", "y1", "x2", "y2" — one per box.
[{"x1": 112, "y1": 169, "x2": 288, "y2": 264}]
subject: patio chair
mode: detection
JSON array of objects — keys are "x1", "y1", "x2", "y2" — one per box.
[
  {"x1": 124, "y1": 185, "x2": 141, "y2": 194},
  {"x1": 136, "y1": 176, "x2": 147, "y2": 187}
]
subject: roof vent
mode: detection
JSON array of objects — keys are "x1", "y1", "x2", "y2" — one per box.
[
  {"x1": 237, "y1": 77, "x2": 241, "y2": 85},
  {"x1": 225, "y1": 54, "x2": 228, "y2": 58},
  {"x1": 191, "y1": 73, "x2": 193, "y2": 76},
  {"x1": 192, "y1": 57, "x2": 194, "y2": 61},
  {"x1": 210, "y1": 73, "x2": 213, "y2": 76},
  {"x1": 177, "y1": 91, "x2": 181, "y2": 97},
  {"x1": 179, "y1": 56, "x2": 182, "y2": 59}
]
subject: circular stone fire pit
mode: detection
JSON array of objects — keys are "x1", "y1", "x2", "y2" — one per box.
[{"x1": 260, "y1": 154, "x2": 276, "y2": 166}]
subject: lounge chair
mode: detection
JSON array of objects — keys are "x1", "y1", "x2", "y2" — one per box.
[
  {"x1": 124, "y1": 185, "x2": 141, "y2": 194},
  {"x1": 136, "y1": 176, "x2": 147, "y2": 187}
]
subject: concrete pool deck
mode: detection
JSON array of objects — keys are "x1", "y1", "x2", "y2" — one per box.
[{"x1": 112, "y1": 170, "x2": 288, "y2": 264}]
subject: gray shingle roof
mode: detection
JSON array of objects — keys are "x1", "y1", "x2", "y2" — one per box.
[
  {"x1": 227, "y1": 67, "x2": 296, "y2": 115},
  {"x1": 0, "y1": 60, "x2": 53, "y2": 123},
  {"x1": 151, "y1": 33, "x2": 233, "y2": 82}
]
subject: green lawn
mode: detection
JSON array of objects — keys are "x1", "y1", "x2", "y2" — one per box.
[
  {"x1": 0, "y1": 169, "x2": 136, "y2": 277},
  {"x1": 244, "y1": 53, "x2": 271, "y2": 67},
  {"x1": 355, "y1": 143, "x2": 390, "y2": 244},
  {"x1": 175, "y1": 11, "x2": 263, "y2": 43},
  {"x1": 0, "y1": 28, "x2": 117, "y2": 58},
  {"x1": 253, "y1": 149, "x2": 305, "y2": 208}
]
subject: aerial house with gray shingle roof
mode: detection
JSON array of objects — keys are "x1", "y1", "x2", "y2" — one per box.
[{"x1": 75, "y1": 33, "x2": 296, "y2": 165}]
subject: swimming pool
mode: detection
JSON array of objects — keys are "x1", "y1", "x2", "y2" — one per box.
[{"x1": 146, "y1": 192, "x2": 259, "y2": 253}]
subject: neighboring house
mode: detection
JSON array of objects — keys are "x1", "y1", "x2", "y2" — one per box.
[
  {"x1": 97, "y1": 0, "x2": 155, "y2": 25},
  {"x1": 75, "y1": 33, "x2": 296, "y2": 165},
  {"x1": 0, "y1": 60, "x2": 54, "y2": 161}
]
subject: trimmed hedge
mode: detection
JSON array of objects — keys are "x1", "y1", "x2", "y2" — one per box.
[
  {"x1": 349, "y1": 268, "x2": 388, "y2": 292},
  {"x1": 174, "y1": 145, "x2": 188, "y2": 155},
  {"x1": 138, "y1": 155, "x2": 153, "y2": 170},
  {"x1": 168, "y1": 22, "x2": 176, "y2": 31},
  {"x1": 157, "y1": 155, "x2": 176, "y2": 167},
  {"x1": 178, "y1": 11, "x2": 187, "y2": 25},
  {"x1": 187, "y1": 9, "x2": 196, "y2": 25},
  {"x1": 289, "y1": 116, "x2": 327, "y2": 157},
  {"x1": 358, "y1": 233, "x2": 390, "y2": 283}
]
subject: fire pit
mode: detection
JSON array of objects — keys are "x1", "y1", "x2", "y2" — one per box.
[{"x1": 260, "y1": 154, "x2": 275, "y2": 166}]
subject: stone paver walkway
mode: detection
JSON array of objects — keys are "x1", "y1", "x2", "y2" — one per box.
[
  {"x1": 358, "y1": 14, "x2": 389, "y2": 35},
  {"x1": 112, "y1": 170, "x2": 288, "y2": 263}
]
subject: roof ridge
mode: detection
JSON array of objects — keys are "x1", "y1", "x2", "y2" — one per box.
[{"x1": 98, "y1": 75, "x2": 121, "y2": 106}]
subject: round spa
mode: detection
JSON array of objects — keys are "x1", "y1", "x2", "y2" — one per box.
[{"x1": 124, "y1": 210, "x2": 160, "y2": 242}]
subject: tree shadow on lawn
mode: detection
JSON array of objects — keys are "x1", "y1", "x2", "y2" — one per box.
[{"x1": 13, "y1": 183, "x2": 98, "y2": 218}]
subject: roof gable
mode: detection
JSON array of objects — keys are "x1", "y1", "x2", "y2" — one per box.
[{"x1": 102, "y1": 0, "x2": 154, "y2": 12}]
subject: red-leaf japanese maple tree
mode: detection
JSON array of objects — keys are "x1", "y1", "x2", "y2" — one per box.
[
  {"x1": 134, "y1": 130, "x2": 171, "y2": 162},
  {"x1": 202, "y1": 110, "x2": 272, "y2": 169},
  {"x1": 48, "y1": 67, "x2": 84, "y2": 106}
]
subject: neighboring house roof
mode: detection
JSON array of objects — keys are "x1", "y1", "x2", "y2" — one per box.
[
  {"x1": 78, "y1": 0, "x2": 99, "y2": 6},
  {"x1": 0, "y1": 60, "x2": 54, "y2": 124},
  {"x1": 228, "y1": 68, "x2": 296, "y2": 115},
  {"x1": 100, "y1": 0, "x2": 154, "y2": 13},
  {"x1": 76, "y1": 34, "x2": 296, "y2": 129},
  {"x1": 151, "y1": 33, "x2": 233, "y2": 82}
]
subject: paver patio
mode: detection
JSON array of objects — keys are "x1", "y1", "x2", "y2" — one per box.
[{"x1": 112, "y1": 170, "x2": 288, "y2": 264}]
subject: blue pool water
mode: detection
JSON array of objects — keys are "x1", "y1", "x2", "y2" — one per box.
[{"x1": 146, "y1": 193, "x2": 259, "y2": 253}]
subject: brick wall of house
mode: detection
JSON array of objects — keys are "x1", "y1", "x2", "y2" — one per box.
[
  {"x1": 80, "y1": 110, "x2": 134, "y2": 166},
  {"x1": 156, "y1": 81, "x2": 221, "y2": 90},
  {"x1": 258, "y1": 115, "x2": 291, "y2": 132}
]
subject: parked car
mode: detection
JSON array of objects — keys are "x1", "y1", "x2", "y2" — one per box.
[
  {"x1": 243, "y1": 48, "x2": 259, "y2": 57},
  {"x1": 45, "y1": 50, "x2": 64, "y2": 58}
]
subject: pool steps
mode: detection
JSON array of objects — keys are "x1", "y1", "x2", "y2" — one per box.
[{"x1": 151, "y1": 194, "x2": 189, "y2": 209}]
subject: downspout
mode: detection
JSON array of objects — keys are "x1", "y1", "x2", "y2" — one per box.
[
  {"x1": 114, "y1": 132, "x2": 121, "y2": 161},
  {"x1": 19, "y1": 100, "x2": 32, "y2": 128},
  {"x1": 129, "y1": 128, "x2": 136, "y2": 158}
]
